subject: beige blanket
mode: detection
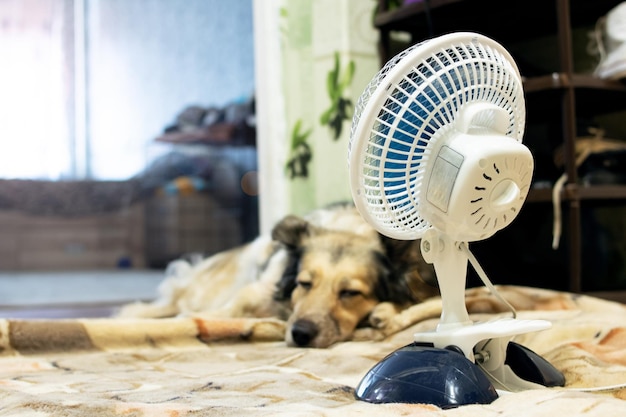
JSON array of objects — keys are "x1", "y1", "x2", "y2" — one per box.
[{"x1": 0, "y1": 286, "x2": 625, "y2": 416}]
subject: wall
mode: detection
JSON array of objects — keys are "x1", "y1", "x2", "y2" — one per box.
[{"x1": 254, "y1": 0, "x2": 379, "y2": 233}]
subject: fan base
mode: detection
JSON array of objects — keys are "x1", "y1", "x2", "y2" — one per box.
[
  {"x1": 355, "y1": 319, "x2": 565, "y2": 407},
  {"x1": 354, "y1": 343, "x2": 498, "y2": 408},
  {"x1": 354, "y1": 340, "x2": 564, "y2": 408}
]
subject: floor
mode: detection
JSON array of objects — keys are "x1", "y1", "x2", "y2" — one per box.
[{"x1": 0, "y1": 269, "x2": 164, "y2": 319}]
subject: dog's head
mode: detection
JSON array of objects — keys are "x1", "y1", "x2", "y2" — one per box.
[{"x1": 271, "y1": 213, "x2": 437, "y2": 348}]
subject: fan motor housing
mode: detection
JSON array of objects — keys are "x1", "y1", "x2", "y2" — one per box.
[{"x1": 422, "y1": 134, "x2": 533, "y2": 242}]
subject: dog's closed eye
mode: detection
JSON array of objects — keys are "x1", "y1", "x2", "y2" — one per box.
[
  {"x1": 339, "y1": 289, "x2": 363, "y2": 299},
  {"x1": 296, "y1": 280, "x2": 312, "y2": 290}
]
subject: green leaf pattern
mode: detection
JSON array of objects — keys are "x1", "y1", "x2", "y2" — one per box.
[
  {"x1": 285, "y1": 51, "x2": 356, "y2": 180},
  {"x1": 285, "y1": 119, "x2": 313, "y2": 179},
  {"x1": 320, "y1": 52, "x2": 355, "y2": 140}
]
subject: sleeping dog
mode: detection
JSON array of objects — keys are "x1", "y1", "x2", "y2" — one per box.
[{"x1": 118, "y1": 203, "x2": 439, "y2": 347}]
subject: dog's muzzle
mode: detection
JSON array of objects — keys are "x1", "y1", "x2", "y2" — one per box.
[{"x1": 290, "y1": 319, "x2": 319, "y2": 347}]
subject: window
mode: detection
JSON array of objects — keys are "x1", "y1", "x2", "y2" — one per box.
[
  {"x1": 0, "y1": 0, "x2": 73, "y2": 179},
  {"x1": 0, "y1": 0, "x2": 254, "y2": 180}
]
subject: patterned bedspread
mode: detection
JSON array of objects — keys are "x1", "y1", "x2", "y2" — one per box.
[{"x1": 0, "y1": 286, "x2": 625, "y2": 416}]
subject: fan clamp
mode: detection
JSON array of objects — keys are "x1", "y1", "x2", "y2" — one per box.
[{"x1": 354, "y1": 215, "x2": 565, "y2": 409}]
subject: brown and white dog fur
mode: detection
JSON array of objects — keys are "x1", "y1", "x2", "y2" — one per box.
[
  {"x1": 117, "y1": 203, "x2": 440, "y2": 348},
  {"x1": 118, "y1": 203, "x2": 581, "y2": 347}
]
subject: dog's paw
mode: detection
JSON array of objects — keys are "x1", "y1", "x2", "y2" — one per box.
[
  {"x1": 243, "y1": 318, "x2": 287, "y2": 341},
  {"x1": 193, "y1": 317, "x2": 286, "y2": 342},
  {"x1": 368, "y1": 302, "x2": 400, "y2": 330}
]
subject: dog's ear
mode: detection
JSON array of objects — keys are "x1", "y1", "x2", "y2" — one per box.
[
  {"x1": 271, "y1": 215, "x2": 312, "y2": 301},
  {"x1": 273, "y1": 245, "x2": 301, "y2": 301},
  {"x1": 377, "y1": 235, "x2": 438, "y2": 303},
  {"x1": 271, "y1": 215, "x2": 313, "y2": 249}
]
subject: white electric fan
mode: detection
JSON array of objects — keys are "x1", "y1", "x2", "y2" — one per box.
[{"x1": 349, "y1": 32, "x2": 564, "y2": 407}]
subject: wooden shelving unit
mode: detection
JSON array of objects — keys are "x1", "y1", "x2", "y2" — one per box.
[{"x1": 375, "y1": 0, "x2": 626, "y2": 302}]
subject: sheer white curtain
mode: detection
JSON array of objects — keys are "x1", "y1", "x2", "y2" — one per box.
[
  {"x1": 0, "y1": 0, "x2": 254, "y2": 180},
  {"x1": 0, "y1": 0, "x2": 74, "y2": 179}
]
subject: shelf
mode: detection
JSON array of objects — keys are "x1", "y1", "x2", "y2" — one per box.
[
  {"x1": 375, "y1": 0, "x2": 462, "y2": 28},
  {"x1": 375, "y1": 0, "x2": 623, "y2": 45},
  {"x1": 523, "y1": 73, "x2": 626, "y2": 92},
  {"x1": 523, "y1": 73, "x2": 626, "y2": 121},
  {"x1": 578, "y1": 184, "x2": 626, "y2": 200},
  {"x1": 376, "y1": 0, "x2": 552, "y2": 47},
  {"x1": 155, "y1": 122, "x2": 256, "y2": 147},
  {"x1": 528, "y1": 184, "x2": 626, "y2": 203}
]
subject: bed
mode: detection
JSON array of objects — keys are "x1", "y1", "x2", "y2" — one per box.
[
  {"x1": 0, "y1": 142, "x2": 257, "y2": 270},
  {"x1": 0, "y1": 285, "x2": 624, "y2": 416},
  {"x1": 0, "y1": 179, "x2": 146, "y2": 270}
]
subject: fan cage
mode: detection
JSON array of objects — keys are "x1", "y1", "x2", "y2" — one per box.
[{"x1": 348, "y1": 33, "x2": 525, "y2": 240}]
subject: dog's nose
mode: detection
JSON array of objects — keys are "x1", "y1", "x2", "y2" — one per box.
[{"x1": 290, "y1": 319, "x2": 319, "y2": 347}]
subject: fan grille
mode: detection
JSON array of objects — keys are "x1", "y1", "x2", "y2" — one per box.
[{"x1": 348, "y1": 33, "x2": 525, "y2": 240}]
